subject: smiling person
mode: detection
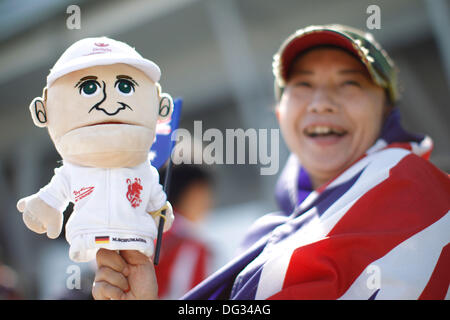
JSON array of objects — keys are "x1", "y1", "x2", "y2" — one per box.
[{"x1": 92, "y1": 25, "x2": 450, "y2": 300}]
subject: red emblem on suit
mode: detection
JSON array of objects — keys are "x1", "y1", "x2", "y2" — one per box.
[{"x1": 126, "y1": 178, "x2": 143, "y2": 208}]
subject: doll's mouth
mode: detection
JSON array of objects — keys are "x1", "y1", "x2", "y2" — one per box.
[
  {"x1": 86, "y1": 121, "x2": 131, "y2": 126},
  {"x1": 66, "y1": 121, "x2": 143, "y2": 135}
]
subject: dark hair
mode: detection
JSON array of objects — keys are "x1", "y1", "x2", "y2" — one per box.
[{"x1": 159, "y1": 164, "x2": 212, "y2": 207}]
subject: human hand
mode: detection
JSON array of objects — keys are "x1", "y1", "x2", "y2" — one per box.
[{"x1": 92, "y1": 249, "x2": 159, "y2": 300}]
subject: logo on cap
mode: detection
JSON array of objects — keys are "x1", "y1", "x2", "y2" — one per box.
[
  {"x1": 94, "y1": 42, "x2": 109, "y2": 47},
  {"x1": 86, "y1": 42, "x2": 112, "y2": 56}
]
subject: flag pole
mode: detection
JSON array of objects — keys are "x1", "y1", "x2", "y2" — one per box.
[
  {"x1": 153, "y1": 156, "x2": 173, "y2": 266},
  {"x1": 152, "y1": 98, "x2": 181, "y2": 266}
]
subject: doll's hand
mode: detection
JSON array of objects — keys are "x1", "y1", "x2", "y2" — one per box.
[
  {"x1": 16, "y1": 195, "x2": 63, "y2": 239},
  {"x1": 149, "y1": 201, "x2": 174, "y2": 232},
  {"x1": 92, "y1": 249, "x2": 158, "y2": 300}
]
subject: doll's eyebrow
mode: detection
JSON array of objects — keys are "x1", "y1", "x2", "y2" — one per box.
[
  {"x1": 74, "y1": 76, "x2": 98, "y2": 87},
  {"x1": 116, "y1": 75, "x2": 139, "y2": 86}
]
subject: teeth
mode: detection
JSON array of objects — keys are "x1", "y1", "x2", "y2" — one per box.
[
  {"x1": 305, "y1": 126, "x2": 345, "y2": 136},
  {"x1": 315, "y1": 126, "x2": 331, "y2": 134}
]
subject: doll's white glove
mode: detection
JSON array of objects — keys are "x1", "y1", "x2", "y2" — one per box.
[
  {"x1": 149, "y1": 201, "x2": 174, "y2": 233},
  {"x1": 17, "y1": 195, "x2": 63, "y2": 239}
]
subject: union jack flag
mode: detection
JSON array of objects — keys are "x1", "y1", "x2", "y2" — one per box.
[{"x1": 182, "y1": 108, "x2": 450, "y2": 300}]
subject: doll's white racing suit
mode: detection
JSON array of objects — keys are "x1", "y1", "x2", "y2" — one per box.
[{"x1": 37, "y1": 160, "x2": 167, "y2": 262}]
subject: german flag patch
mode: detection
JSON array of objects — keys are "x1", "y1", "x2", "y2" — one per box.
[{"x1": 95, "y1": 236, "x2": 110, "y2": 244}]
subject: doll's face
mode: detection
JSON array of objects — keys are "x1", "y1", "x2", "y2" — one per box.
[{"x1": 45, "y1": 63, "x2": 161, "y2": 167}]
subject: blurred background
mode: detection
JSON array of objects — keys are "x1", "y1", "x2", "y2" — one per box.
[{"x1": 0, "y1": 0, "x2": 449, "y2": 299}]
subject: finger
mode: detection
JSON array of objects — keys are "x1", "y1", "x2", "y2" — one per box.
[
  {"x1": 96, "y1": 249, "x2": 129, "y2": 275},
  {"x1": 92, "y1": 281, "x2": 124, "y2": 300},
  {"x1": 17, "y1": 198, "x2": 26, "y2": 212},
  {"x1": 94, "y1": 266, "x2": 129, "y2": 292},
  {"x1": 120, "y1": 250, "x2": 151, "y2": 266},
  {"x1": 46, "y1": 215, "x2": 63, "y2": 239},
  {"x1": 23, "y1": 211, "x2": 45, "y2": 234}
]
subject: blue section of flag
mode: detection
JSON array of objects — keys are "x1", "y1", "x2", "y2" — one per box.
[{"x1": 150, "y1": 98, "x2": 182, "y2": 169}]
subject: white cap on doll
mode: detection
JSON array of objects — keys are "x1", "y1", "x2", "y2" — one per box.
[{"x1": 46, "y1": 36, "x2": 161, "y2": 87}]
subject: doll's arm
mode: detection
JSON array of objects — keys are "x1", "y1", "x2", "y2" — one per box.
[
  {"x1": 149, "y1": 201, "x2": 174, "y2": 232},
  {"x1": 16, "y1": 166, "x2": 70, "y2": 239},
  {"x1": 146, "y1": 166, "x2": 174, "y2": 232}
]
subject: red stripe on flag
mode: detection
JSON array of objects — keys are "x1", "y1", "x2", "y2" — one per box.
[
  {"x1": 421, "y1": 149, "x2": 432, "y2": 160},
  {"x1": 269, "y1": 154, "x2": 450, "y2": 300},
  {"x1": 419, "y1": 244, "x2": 450, "y2": 300}
]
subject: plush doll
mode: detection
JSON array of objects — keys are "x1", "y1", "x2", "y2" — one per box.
[{"x1": 16, "y1": 37, "x2": 175, "y2": 262}]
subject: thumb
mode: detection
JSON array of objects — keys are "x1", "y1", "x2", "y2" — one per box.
[
  {"x1": 46, "y1": 214, "x2": 63, "y2": 239},
  {"x1": 17, "y1": 198, "x2": 27, "y2": 213},
  {"x1": 120, "y1": 250, "x2": 151, "y2": 265}
]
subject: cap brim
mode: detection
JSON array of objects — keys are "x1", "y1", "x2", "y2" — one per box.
[
  {"x1": 47, "y1": 54, "x2": 161, "y2": 87},
  {"x1": 279, "y1": 30, "x2": 363, "y2": 81},
  {"x1": 274, "y1": 25, "x2": 398, "y2": 102}
]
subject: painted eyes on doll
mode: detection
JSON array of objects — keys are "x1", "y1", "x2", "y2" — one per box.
[
  {"x1": 115, "y1": 79, "x2": 136, "y2": 96},
  {"x1": 75, "y1": 75, "x2": 137, "y2": 97},
  {"x1": 77, "y1": 80, "x2": 101, "y2": 97}
]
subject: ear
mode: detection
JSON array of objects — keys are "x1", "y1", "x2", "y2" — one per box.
[
  {"x1": 29, "y1": 87, "x2": 48, "y2": 128},
  {"x1": 156, "y1": 83, "x2": 173, "y2": 121},
  {"x1": 275, "y1": 105, "x2": 281, "y2": 121}
]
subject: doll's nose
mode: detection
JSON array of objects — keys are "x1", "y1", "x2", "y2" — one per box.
[
  {"x1": 99, "y1": 104, "x2": 125, "y2": 116},
  {"x1": 88, "y1": 82, "x2": 132, "y2": 116},
  {"x1": 93, "y1": 102, "x2": 132, "y2": 116}
]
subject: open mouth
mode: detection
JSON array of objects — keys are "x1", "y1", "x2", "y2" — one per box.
[{"x1": 303, "y1": 125, "x2": 348, "y2": 138}]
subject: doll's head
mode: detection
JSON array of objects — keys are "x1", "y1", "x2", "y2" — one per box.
[{"x1": 29, "y1": 37, "x2": 173, "y2": 168}]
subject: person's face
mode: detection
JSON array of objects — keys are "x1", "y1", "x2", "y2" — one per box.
[
  {"x1": 276, "y1": 48, "x2": 387, "y2": 188},
  {"x1": 178, "y1": 182, "x2": 213, "y2": 223},
  {"x1": 45, "y1": 63, "x2": 160, "y2": 167}
]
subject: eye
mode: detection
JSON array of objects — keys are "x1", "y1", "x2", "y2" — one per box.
[
  {"x1": 342, "y1": 80, "x2": 361, "y2": 88},
  {"x1": 115, "y1": 79, "x2": 135, "y2": 96},
  {"x1": 293, "y1": 81, "x2": 312, "y2": 88},
  {"x1": 79, "y1": 80, "x2": 101, "y2": 97}
]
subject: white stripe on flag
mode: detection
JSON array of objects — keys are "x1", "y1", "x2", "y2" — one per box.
[
  {"x1": 255, "y1": 149, "x2": 409, "y2": 299},
  {"x1": 326, "y1": 148, "x2": 409, "y2": 190},
  {"x1": 339, "y1": 211, "x2": 450, "y2": 300},
  {"x1": 411, "y1": 135, "x2": 433, "y2": 156}
]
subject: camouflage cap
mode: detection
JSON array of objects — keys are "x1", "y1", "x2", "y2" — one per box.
[{"x1": 273, "y1": 24, "x2": 399, "y2": 103}]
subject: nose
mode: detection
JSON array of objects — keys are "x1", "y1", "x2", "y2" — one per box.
[
  {"x1": 99, "y1": 103, "x2": 126, "y2": 116},
  {"x1": 307, "y1": 88, "x2": 338, "y2": 114},
  {"x1": 88, "y1": 81, "x2": 131, "y2": 116}
]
